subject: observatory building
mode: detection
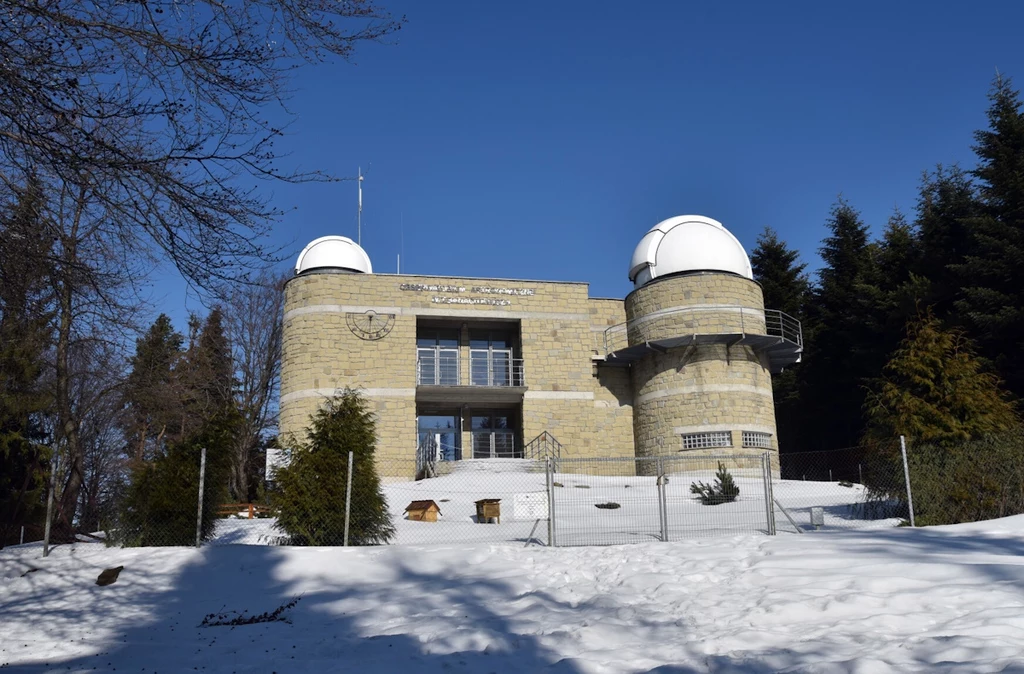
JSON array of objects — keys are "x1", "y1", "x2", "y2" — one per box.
[{"x1": 279, "y1": 216, "x2": 803, "y2": 478}]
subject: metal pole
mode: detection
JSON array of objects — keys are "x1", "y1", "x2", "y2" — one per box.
[
  {"x1": 762, "y1": 452, "x2": 776, "y2": 535},
  {"x1": 343, "y1": 451, "x2": 354, "y2": 546},
  {"x1": 900, "y1": 436, "x2": 915, "y2": 527},
  {"x1": 42, "y1": 447, "x2": 58, "y2": 558},
  {"x1": 859, "y1": 463, "x2": 863, "y2": 486},
  {"x1": 546, "y1": 458, "x2": 556, "y2": 547},
  {"x1": 656, "y1": 457, "x2": 669, "y2": 542},
  {"x1": 195, "y1": 447, "x2": 207, "y2": 548},
  {"x1": 20, "y1": 526, "x2": 25, "y2": 546}
]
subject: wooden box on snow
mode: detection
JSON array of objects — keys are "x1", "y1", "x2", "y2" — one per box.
[
  {"x1": 405, "y1": 500, "x2": 442, "y2": 522},
  {"x1": 475, "y1": 499, "x2": 501, "y2": 524}
]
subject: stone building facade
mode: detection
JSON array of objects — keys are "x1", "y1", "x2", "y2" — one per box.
[{"x1": 278, "y1": 215, "x2": 803, "y2": 479}]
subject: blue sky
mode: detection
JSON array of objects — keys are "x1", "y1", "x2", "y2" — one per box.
[{"x1": 172, "y1": 0, "x2": 1024, "y2": 317}]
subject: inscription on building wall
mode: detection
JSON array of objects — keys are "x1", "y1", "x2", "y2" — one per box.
[{"x1": 399, "y1": 282, "x2": 535, "y2": 306}]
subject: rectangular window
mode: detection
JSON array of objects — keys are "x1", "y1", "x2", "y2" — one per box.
[
  {"x1": 742, "y1": 431, "x2": 772, "y2": 449},
  {"x1": 680, "y1": 431, "x2": 732, "y2": 450}
]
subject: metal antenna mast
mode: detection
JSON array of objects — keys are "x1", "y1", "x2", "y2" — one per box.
[{"x1": 357, "y1": 166, "x2": 364, "y2": 246}]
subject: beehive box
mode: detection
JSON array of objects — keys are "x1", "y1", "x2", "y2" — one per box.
[{"x1": 405, "y1": 500, "x2": 442, "y2": 522}]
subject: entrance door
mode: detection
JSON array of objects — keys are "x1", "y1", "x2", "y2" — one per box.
[
  {"x1": 417, "y1": 413, "x2": 461, "y2": 462},
  {"x1": 471, "y1": 412, "x2": 517, "y2": 458}
]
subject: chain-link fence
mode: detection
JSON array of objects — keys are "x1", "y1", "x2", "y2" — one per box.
[
  {"x1": 550, "y1": 454, "x2": 774, "y2": 546},
  {"x1": 773, "y1": 443, "x2": 909, "y2": 533},
  {"x1": 48, "y1": 430, "x2": 1024, "y2": 555}
]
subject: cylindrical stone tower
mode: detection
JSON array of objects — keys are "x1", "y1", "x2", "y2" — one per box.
[{"x1": 625, "y1": 216, "x2": 783, "y2": 466}]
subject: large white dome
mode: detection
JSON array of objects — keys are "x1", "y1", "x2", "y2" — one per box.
[
  {"x1": 628, "y1": 215, "x2": 752, "y2": 287},
  {"x1": 295, "y1": 235, "x2": 372, "y2": 275}
]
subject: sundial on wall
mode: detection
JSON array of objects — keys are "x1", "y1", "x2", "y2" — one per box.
[{"x1": 346, "y1": 310, "x2": 395, "y2": 341}]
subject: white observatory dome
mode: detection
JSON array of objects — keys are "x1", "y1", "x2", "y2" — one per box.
[
  {"x1": 628, "y1": 215, "x2": 753, "y2": 287},
  {"x1": 295, "y1": 235, "x2": 372, "y2": 275}
]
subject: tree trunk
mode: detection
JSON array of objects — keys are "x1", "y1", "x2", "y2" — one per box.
[{"x1": 52, "y1": 204, "x2": 84, "y2": 543}]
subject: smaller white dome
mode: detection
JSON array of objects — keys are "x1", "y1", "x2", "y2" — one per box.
[
  {"x1": 295, "y1": 236, "x2": 372, "y2": 275},
  {"x1": 629, "y1": 215, "x2": 752, "y2": 287}
]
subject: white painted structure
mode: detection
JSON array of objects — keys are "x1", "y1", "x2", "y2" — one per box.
[
  {"x1": 628, "y1": 215, "x2": 753, "y2": 287},
  {"x1": 295, "y1": 235, "x2": 373, "y2": 275}
]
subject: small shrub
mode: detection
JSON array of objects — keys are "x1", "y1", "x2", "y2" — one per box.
[
  {"x1": 838, "y1": 480, "x2": 854, "y2": 488},
  {"x1": 690, "y1": 462, "x2": 740, "y2": 505}
]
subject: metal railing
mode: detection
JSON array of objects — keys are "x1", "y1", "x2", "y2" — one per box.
[
  {"x1": 416, "y1": 351, "x2": 459, "y2": 386},
  {"x1": 603, "y1": 306, "x2": 802, "y2": 354},
  {"x1": 525, "y1": 431, "x2": 562, "y2": 461},
  {"x1": 470, "y1": 352, "x2": 525, "y2": 387},
  {"x1": 416, "y1": 353, "x2": 526, "y2": 387},
  {"x1": 471, "y1": 430, "x2": 518, "y2": 459}
]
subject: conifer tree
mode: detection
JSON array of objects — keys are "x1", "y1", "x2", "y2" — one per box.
[
  {"x1": 863, "y1": 310, "x2": 1018, "y2": 446},
  {"x1": 956, "y1": 75, "x2": 1024, "y2": 396},
  {"x1": 274, "y1": 390, "x2": 394, "y2": 546},
  {"x1": 123, "y1": 315, "x2": 185, "y2": 462},
  {"x1": 0, "y1": 178, "x2": 53, "y2": 546},
  {"x1": 751, "y1": 227, "x2": 809, "y2": 451},
  {"x1": 801, "y1": 200, "x2": 880, "y2": 449},
  {"x1": 914, "y1": 166, "x2": 980, "y2": 320}
]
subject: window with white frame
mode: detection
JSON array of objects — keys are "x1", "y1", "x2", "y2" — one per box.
[
  {"x1": 680, "y1": 431, "x2": 732, "y2": 450},
  {"x1": 742, "y1": 431, "x2": 772, "y2": 449}
]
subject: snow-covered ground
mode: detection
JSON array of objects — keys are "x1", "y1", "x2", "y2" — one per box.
[
  {"x1": 210, "y1": 469, "x2": 900, "y2": 547},
  {"x1": 4, "y1": 516, "x2": 1024, "y2": 673}
]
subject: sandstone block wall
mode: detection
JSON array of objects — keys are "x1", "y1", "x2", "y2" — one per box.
[
  {"x1": 281, "y1": 271, "x2": 635, "y2": 478},
  {"x1": 624, "y1": 273, "x2": 778, "y2": 465}
]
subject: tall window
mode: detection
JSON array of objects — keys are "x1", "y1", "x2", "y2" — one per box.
[
  {"x1": 470, "y1": 330, "x2": 516, "y2": 386},
  {"x1": 417, "y1": 328, "x2": 459, "y2": 385}
]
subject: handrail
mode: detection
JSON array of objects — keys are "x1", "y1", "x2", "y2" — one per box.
[
  {"x1": 524, "y1": 431, "x2": 562, "y2": 460},
  {"x1": 603, "y1": 306, "x2": 802, "y2": 355}
]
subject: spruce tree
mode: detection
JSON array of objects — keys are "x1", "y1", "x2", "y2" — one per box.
[
  {"x1": 751, "y1": 227, "x2": 809, "y2": 452},
  {"x1": 801, "y1": 200, "x2": 880, "y2": 449},
  {"x1": 863, "y1": 310, "x2": 1018, "y2": 446},
  {"x1": 956, "y1": 75, "x2": 1024, "y2": 396},
  {"x1": 914, "y1": 166, "x2": 980, "y2": 320},
  {"x1": 115, "y1": 410, "x2": 237, "y2": 546},
  {"x1": 123, "y1": 315, "x2": 185, "y2": 462},
  {"x1": 273, "y1": 390, "x2": 395, "y2": 546},
  {"x1": 0, "y1": 178, "x2": 53, "y2": 546}
]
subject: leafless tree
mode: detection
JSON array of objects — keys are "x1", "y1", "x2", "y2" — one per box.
[
  {"x1": 1, "y1": 0, "x2": 401, "y2": 537},
  {"x1": 225, "y1": 271, "x2": 285, "y2": 501}
]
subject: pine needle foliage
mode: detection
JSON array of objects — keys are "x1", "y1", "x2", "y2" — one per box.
[
  {"x1": 273, "y1": 390, "x2": 394, "y2": 546},
  {"x1": 690, "y1": 462, "x2": 740, "y2": 505},
  {"x1": 863, "y1": 309, "x2": 1018, "y2": 447},
  {"x1": 113, "y1": 411, "x2": 236, "y2": 546}
]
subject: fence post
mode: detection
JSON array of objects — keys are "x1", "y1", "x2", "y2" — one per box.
[
  {"x1": 762, "y1": 452, "x2": 776, "y2": 535},
  {"x1": 900, "y1": 435, "x2": 915, "y2": 527},
  {"x1": 656, "y1": 457, "x2": 669, "y2": 542},
  {"x1": 42, "y1": 449, "x2": 57, "y2": 558},
  {"x1": 343, "y1": 451, "x2": 354, "y2": 546},
  {"x1": 195, "y1": 447, "x2": 207, "y2": 548},
  {"x1": 546, "y1": 458, "x2": 557, "y2": 547}
]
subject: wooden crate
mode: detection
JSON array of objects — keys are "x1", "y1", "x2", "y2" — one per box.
[{"x1": 474, "y1": 499, "x2": 501, "y2": 524}]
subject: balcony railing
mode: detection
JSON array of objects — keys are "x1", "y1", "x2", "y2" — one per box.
[
  {"x1": 470, "y1": 350, "x2": 525, "y2": 387},
  {"x1": 416, "y1": 350, "x2": 459, "y2": 386},
  {"x1": 416, "y1": 351, "x2": 526, "y2": 386},
  {"x1": 602, "y1": 306, "x2": 803, "y2": 354}
]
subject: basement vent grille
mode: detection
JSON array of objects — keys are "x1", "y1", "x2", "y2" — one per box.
[{"x1": 680, "y1": 431, "x2": 732, "y2": 450}]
